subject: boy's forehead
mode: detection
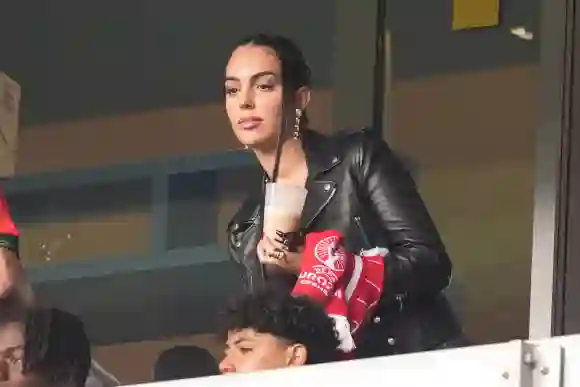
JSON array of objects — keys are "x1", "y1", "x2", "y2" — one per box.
[
  {"x1": 227, "y1": 328, "x2": 257, "y2": 341},
  {"x1": 227, "y1": 328, "x2": 278, "y2": 343},
  {"x1": 226, "y1": 329, "x2": 288, "y2": 350}
]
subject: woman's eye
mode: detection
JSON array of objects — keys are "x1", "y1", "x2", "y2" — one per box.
[
  {"x1": 225, "y1": 87, "x2": 238, "y2": 95},
  {"x1": 257, "y1": 84, "x2": 274, "y2": 91},
  {"x1": 239, "y1": 347, "x2": 253, "y2": 354}
]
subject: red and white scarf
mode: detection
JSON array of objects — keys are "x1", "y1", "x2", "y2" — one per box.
[{"x1": 291, "y1": 230, "x2": 386, "y2": 353}]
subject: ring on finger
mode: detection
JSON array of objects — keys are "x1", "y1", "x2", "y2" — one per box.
[
  {"x1": 269, "y1": 249, "x2": 285, "y2": 260},
  {"x1": 275, "y1": 237, "x2": 290, "y2": 247}
]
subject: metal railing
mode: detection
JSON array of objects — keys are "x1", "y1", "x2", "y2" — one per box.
[{"x1": 129, "y1": 334, "x2": 580, "y2": 387}]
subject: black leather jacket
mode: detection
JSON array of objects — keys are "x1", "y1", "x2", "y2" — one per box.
[{"x1": 227, "y1": 128, "x2": 465, "y2": 357}]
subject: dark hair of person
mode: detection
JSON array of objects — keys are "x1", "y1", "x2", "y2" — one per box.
[
  {"x1": 23, "y1": 308, "x2": 91, "y2": 387},
  {"x1": 220, "y1": 291, "x2": 340, "y2": 365},
  {"x1": 235, "y1": 33, "x2": 312, "y2": 126},
  {"x1": 154, "y1": 345, "x2": 219, "y2": 381}
]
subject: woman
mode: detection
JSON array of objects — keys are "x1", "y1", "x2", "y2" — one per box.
[{"x1": 225, "y1": 34, "x2": 466, "y2": 357}]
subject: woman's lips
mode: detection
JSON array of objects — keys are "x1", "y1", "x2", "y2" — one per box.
[{"x1": 238, "y1": 117, "x2": 263, "y2": 130}]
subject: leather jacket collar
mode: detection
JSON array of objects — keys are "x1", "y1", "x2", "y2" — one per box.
[
  {"x1": 301, "y1": 129, "x2": 342, "y2": 179},
  {"x1": 263, "y1": 129, "x2": 342, "y2": 183},
  {"x1": 257, "y1": 129, "x2": 343, "y2": 230}
]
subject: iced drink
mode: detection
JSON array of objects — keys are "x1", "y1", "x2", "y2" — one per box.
[{"x1": 263, "y1": 183, "x2": 307, "y2": 239}]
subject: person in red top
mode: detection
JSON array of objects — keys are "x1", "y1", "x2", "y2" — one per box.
[{"x1": 0, "y1": 187, "x2": 24, "y2": 300}]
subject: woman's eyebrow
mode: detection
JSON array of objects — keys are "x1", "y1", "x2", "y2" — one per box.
[{"x1": 226, "y1": 71, "x2": 278, "y2": 83}]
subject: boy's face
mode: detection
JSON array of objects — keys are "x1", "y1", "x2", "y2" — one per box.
[
  {"x1": 219, "y1": 328, "x2": 307, "y2": 374},
  {"x1": 0, "y1": 320, "x2": 53, "y2": 387},
  {"x1": 0, "y1": 320, "x2": 25, "y2": 384}
]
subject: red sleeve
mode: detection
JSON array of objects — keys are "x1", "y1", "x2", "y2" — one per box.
[{"x1": 0, "y1": 188, "x2": 19, "y2": 255}]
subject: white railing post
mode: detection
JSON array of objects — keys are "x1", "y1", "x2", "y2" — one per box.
[
  {"x1": 531, "y1": 334, "x2": 580, "y2": 387},
  {"x1": 525, "y1": 340, "x2": 563, "y2": 387}
]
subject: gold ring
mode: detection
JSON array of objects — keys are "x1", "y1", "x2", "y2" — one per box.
[{"x1": 269, "y1": 250, "x2": 284, "y2": 260}]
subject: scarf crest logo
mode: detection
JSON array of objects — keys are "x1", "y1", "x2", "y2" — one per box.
[{"x1": 314, "y1": 235, "x2": 346, "y2": 272}]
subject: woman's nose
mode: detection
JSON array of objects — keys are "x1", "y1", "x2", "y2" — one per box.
[
  {"x1": 219, "y1": 358, "x2": 236, "y2": 374},
  {"x1": 239, "y1": 89, "x2": 255, "y2": 110}
]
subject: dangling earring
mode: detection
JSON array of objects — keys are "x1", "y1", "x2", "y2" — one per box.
[
  {"x1": 293, "y1": 109, "x2": 302, "y2": 140},
  {"x1": 243, "y1": 144, "x2": 249, "y2": 150}
]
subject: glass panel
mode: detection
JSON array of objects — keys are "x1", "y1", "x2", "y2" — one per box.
[
  {"x1": 8, "y1": 179, "x2": 152, "y2": 266},
  {"x1": 384, "y1": 0, "x2": 540, "y2": 344},
  {"x1": 92, "y1": 334, "x2": 223, "y2": 385},
  {"x1": 166, "y1": 166, "x2": 262, "y2": 250},
  {"x1": 167, "y1": 171, "x2": 218, "y2": 249},
  {"x1": 561, "y1": 8, "x2": 580, "y2": 335},
  {"x1": 215, "y1": 165, "x2": 263, "y2": 247},
  {"x1": 3, "y1": 0, "x2": 547, "y2": 383}
]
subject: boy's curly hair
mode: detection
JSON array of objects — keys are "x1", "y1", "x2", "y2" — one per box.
[{"x1": 220, "y1": 291, "x2": 340, "y2": 365}]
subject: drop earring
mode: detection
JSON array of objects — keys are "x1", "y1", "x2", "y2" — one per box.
[{"x1": 293, "y1": 109, "x2": 302, "y2": 140}]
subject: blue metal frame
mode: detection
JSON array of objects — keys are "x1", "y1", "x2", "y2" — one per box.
[
  {"x1": 4, "y1": 150, "x2": 256, "y2": 284},
  {"x1": 3, "y1": 150, "x2": 254, "y2": 193},
  {"x1": 27, "y1": 245, "x2": 228, "y2": 283}
]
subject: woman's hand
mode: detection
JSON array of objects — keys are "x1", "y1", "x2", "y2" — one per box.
[{"x1": 257, "y1": 233, "x2": 303, "y2": 275}]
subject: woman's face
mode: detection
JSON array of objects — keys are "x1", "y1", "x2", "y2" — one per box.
[
  {"x1": 225, "y1": 44, "x2": 309, "y2": 150},
  {"x1": 225, "y1": 44, "x2": 283, "y2": 150}
]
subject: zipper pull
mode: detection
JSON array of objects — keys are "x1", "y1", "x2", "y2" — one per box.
[
  {"x1": 353, "y1": 216, "x2": 372, "y2": 248},
  {"x1": 395, "y1": 294, "x2": 405, "y2": 312}
]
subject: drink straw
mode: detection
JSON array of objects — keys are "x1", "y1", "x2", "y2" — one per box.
[
  {"x1": 271, "y1": 103, "x2": 286, "y2": 183},
  {"x1": 260, "y1": 100, "x2": 288, "y2": 280}
]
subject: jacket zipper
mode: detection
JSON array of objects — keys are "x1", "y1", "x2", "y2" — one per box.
[
  {"x1": 233, "y1": 221, "x2": 262, "y2": 291},
  {"x1": 247, "y1": 222, "x2": 266, "y2": 290},
  {"x1": 353, "y1": 216, "x2": 372, "y2": 251}
]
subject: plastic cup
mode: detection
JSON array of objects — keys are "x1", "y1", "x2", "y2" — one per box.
[{"x1": 263, "y1": 182, "x2": 307, "y2": 239}]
